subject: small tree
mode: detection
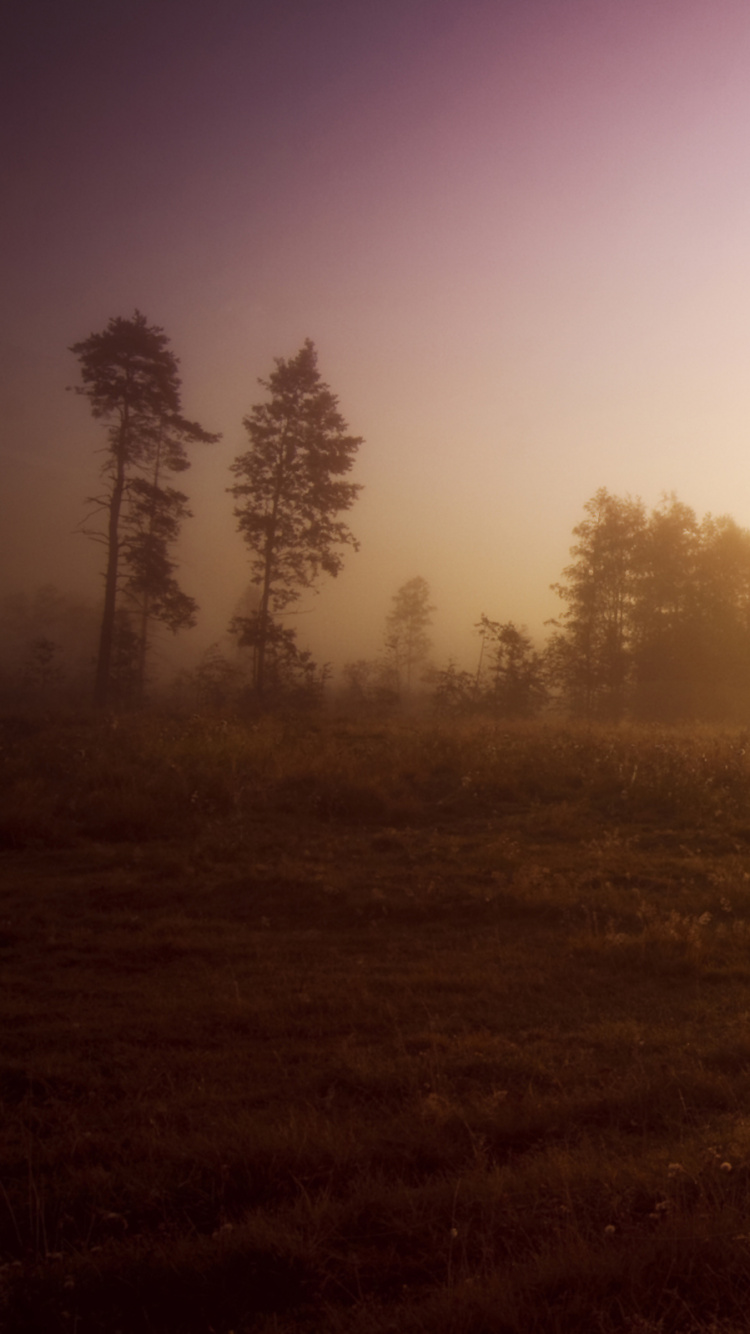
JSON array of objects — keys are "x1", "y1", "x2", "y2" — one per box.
[
  {"x1": 475, "y1": 616, "x2": 546, "y2": 717},
  {"x1": 340, "y1": 657, "x2": 400, "y2": 711},
  {"x1": 433, "y1": 661, "x2": 477, "y2": 716},
  {"x1": 194, "y1": 643, "x2": 246, "y2": 713},
  {"x1": 0, "y1": 586, "x2": 98, "y2": 703},
  {"x1": 71, "y1": 311, "x2": 218, "y2": 706},
  {"x1": 109, "y1": 609, "x2": 142, "y2": 707},
  {"x1": 21, "y1": 638, "x2": 65, "y2": 698},
  {"x1": 229, "y1": 340, "x2": 363, "y2": 696},
  {"x1": 384, "y1": 576, "x2": 435, "y2": 699}
]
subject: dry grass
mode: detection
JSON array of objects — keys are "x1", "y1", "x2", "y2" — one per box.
[{"x1": 3, "y1": 712, "x2": 750, "y2": 1330}]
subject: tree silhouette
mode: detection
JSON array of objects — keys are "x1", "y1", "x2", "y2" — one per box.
[
  {"x1": 629, "y1": 495, "x2": 703, "y2": 719},
  {"x1": 121, "y1": 476, "x2": 199, "y2": 697},
  {"x1": 71, "y1": 312, "x2": 218, "y2": 705},
  {"x1": 384, "y1": 576, "x2": 435, "y2": 698},
  {"x1": 547, "y1": 489, "x2": 645, "y2": 719},
  {"x1": 633, "y1": 500, "x2": 750, "y2": 720},
  {"x1": 548, "y1": 489, "x2": 750, "y2": 722},
  {"x1": 229, "y1": 340, "x2": 362, "y2": 696},
  {"x1": 0, "y1": 586, "x2": 98, "y2": 702},
  {"x1": 475, "y1": 616, "x2": 546, "y2": 717}
]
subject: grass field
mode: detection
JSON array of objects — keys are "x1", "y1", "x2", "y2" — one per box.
[{"x1": 4, "y1": 712, "x2": 750, "y2": 1331}]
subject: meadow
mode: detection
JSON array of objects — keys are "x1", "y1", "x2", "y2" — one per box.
[{"x1": 4, "y1": 711, "x2": 750, "y2": 1331}]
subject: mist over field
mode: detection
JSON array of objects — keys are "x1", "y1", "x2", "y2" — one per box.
[
  {"x1": 4, "y1": 0, "x2": 750, "y2": 700},
  {"x1": 10, "y1": 8, "x2": 750, "y2": 1327}
]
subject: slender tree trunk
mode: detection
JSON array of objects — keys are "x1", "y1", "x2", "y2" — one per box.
[
  {"x1": 474, "y1": 632, "x2": 485, "y2": 698},
  {"x1": 255, "y1": 454, "x2": 286, "y2": 696},
  {"x1": 256, "y1": 528, "x2": 275, "y2": 697},
  {"x1": 134, "y1": 425, "x2": 163, "y2": 702},
  {"x1": 95, "y1": 441, "x2": 126, "y2": 707}
]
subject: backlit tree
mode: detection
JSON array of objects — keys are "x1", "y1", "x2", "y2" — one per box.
[
  {"x1": 229, "y1": 340, "x2": 363, "y2": 696},
  {"x1": 547, "y1": 489, "x2": 645, "y2": 719},
  {"x1": 384, "y1": 576, "x2": 435, "y2": 698},
  {"x1": 475, "y1": 616, "x2": 546, "y2": 717},
  {"x1": 71, "y1": 312, "x2": 218, "y2": 705}
]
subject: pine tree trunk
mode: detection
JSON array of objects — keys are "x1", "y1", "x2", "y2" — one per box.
[
  {"x1": 95, "y1": 465, "x2": 124, "y2": 707},
  {"x1": 94, "y1": 416, "x2": 127, "y2": 708}
]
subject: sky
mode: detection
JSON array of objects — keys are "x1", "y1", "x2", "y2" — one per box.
[{"x1": 4, "y1": 0, "x2": 750, "y2": 678}]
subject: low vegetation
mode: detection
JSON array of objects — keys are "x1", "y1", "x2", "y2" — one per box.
[{"x1": 4, "y1": 712, "x2": 750, "y2": 1331}]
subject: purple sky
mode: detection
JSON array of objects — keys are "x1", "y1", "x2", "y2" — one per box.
[{"x1": 4, "y1": 0, "x2": 750, "y2": 674}]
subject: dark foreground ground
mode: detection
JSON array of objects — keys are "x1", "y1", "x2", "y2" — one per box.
[{"x1": 4, "y1": 715, "x2": 750, "y2": 1332}]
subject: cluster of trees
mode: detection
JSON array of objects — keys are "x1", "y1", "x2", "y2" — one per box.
[
  {"x1": 432, "y1": 619, "x2": 546, "y2": 719},
  {"x1": 430, "y1": 488, "x2": 750, "y2": 724},
  {"x1": 4, "y1": 311, "x2": 743, "y2": 723},
  {"x1": 547, "y1": 488, "x2": 750, "y2": 722},
  {"x1": 340, "y1": 485, "x2": 750, "y2": 725},
  {"x1": 341, "y1": 586, "x2": 546, "y2": 720},
  {"x1": 70, "y1": 316, "x2": 362, "y2": 708}
]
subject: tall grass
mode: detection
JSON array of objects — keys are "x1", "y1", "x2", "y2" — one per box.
[{"x1": 3, "y1": 713, "x2": 750, "y2": 849}]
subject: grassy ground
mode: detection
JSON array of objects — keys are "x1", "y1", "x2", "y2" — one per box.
[{"x1": 4, "y1": 713, "x2": 750, "y2": 1331}]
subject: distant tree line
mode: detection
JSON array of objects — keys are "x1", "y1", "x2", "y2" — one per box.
[
  {"x1": 9, "y1": 485, "x2": 750, "y2": 723},
  {"x1": 546, "y1": 487, "x2": 750, "y2": 723},
  {"x1": 339, "y1": 581, "x2": 547, "y2": 719},
  {"x1": 343, "y1": 487, "x2": 750, "y2": 725},
  {"x1": 4, "y1": 312, "x2": 746, "y2": 722}
]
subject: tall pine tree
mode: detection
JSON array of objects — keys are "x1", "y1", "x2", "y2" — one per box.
[
  {"x1": 71, "y1": 312, "x2": 218, "y2": 705},
  {"x1": 229, "y1": 340, "x2": 363, "y2": 696}
]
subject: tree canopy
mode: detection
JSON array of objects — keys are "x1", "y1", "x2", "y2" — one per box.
[
  {"x1": 548, "y1": 489, "x2": 750, "y2": 721},
  {"x1": 71, "y1": 311, "x2": 218, "y2": 705},
  {"x1": 229, "y1": 340, "x2": 363, "y2": 696}
]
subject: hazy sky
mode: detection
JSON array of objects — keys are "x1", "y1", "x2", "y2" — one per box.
[{"x1": 4, "y1": 0, "x2": 750, "y2": 675}]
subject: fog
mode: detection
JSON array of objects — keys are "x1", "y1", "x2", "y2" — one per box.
[{"x1": 4, "y1": 0, "x2": 750, "y2": 688}]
